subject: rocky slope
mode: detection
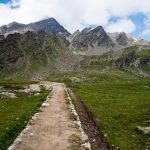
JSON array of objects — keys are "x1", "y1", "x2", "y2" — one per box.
[
  {"x1": 113, "y1": 46, "x2": 150, "y2": 76},
  {"x1": 0, "y1": 18, "x2": 70, "y2": 36},
  {"x1": 69, "y1": 26, "x2": 115, "y2": 51},
  {"x1": 69, "y1": 27, "x2": 150, "y2": 52},
  {"x1": 108, "y1": 32, "x2": 134, "y2": 46},
  {"x1": 0, "y1": 31, "x2": 84, "y2": 80}
]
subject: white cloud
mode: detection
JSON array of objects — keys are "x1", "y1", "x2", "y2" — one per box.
[
  {"x1": 141, "y1": 29, "x2": 150, "y2": 36},
  {"x1": 141, "y1": 28, "x2": 150, "y2": 40},
  {"x1": 0, "y1": 0, "x2": 150, "y2": 33},
  {"x1": 144, "y1": 14, "x2": 150, "y2": 27},
  {"x1": 106, "y1": 19, "x2": 136, "y2": 34}
]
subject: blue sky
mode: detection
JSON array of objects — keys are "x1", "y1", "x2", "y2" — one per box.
[
  {"x1": 107, "y1": 13, "x2": 149, "y2": 39},
  {"x1": 0, "y1": 0, "x2": 10, "y2": 3},
  {"x1": 0, "y1": 0, "x2": 150, "y2": 40}
]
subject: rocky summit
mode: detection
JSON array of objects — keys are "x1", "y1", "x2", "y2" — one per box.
[
  {"x1": 69, "y1": 26, "x2": 114, "y2": 51},
  {"x1": 0, "y1": 18, "x2": 70, "y2": 36}
]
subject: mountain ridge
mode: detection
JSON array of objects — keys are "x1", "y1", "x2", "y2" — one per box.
[
  {"x1": 0, "y1": 18, "x2": 70, "y2": 36},
  {"x1": 0, "y1": 18, "x2": 149, "y2": 79}
]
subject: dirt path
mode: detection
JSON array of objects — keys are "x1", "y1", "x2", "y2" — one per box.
[{"x1": 14, "y1": 83, "x2": 82, "y2": 150}]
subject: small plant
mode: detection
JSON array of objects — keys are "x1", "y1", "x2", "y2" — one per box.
[
  {"x1": 39, "y1": 85, "x2": 46, "y2": 92},
  {"x1": 70, "y1": 144, "x2": 80, "y2": 150},
  {"x1": 69, "y1": 134, "x2": 81, "y2": 150},
  {"x1": 69, "y1": 113, "x2": 77, "y2": 121}
]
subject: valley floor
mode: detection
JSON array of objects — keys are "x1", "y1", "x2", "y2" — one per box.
[{"x1": 0, "y1": 70, "x2": 149, "y2": 150}]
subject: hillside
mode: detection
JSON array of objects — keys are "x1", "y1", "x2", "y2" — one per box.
[{"x1": 0, "y1": 31, "x2": 84, "y2": 80}]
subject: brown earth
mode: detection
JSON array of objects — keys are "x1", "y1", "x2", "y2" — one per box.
[{"x1": 68, "y1": 88, "x2": 116, "y2": 150}]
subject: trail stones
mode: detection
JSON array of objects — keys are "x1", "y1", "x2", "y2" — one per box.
[
  {"x1": 42, "y1": 102, "x2": 49, "y2": 107},
  {"x1": 1, "y1": 92, "x2": 16, "y2": 98},
  {"x1": 136, "y1": 126, "x2": 150, "y2": 135}
]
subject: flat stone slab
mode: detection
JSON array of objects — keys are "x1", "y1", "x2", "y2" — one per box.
[{"x1": 136, "y1": 126, "x2": 150, "y2": 135}]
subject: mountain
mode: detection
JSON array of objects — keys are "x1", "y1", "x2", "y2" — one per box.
[
  {"x1": 0, "y1": 31, "x2": 84, "y2": 80},
  {"x1": 69, "y1": 27, "x2": 150, "y2": 52},
  {"x1": 108, "y1": 32, "x2": 134, "y2": 46},
  {"x1": 0, "y1": 18, "x2": 70, "y2": 36},
  {"x1": 0, "y1": 18, "x2": 149, "y2": 79},
  {"x1": 69, "y1": 26, "x2": 115, "y2": 51}
]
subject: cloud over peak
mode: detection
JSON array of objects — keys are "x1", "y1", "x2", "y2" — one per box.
[
  {"x1": 106, "y1": 19, "x2": 136, "y2": 34},
  {"x1": 0, "y1": 0, "x2": 150, "y2": 38}
]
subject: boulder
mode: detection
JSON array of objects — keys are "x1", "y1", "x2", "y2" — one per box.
[{"x1": 136, "y1": 126, "x2": 150, "y2": 135}]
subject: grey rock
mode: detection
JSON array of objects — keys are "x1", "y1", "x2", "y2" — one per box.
[
  {"x1": 0, "y1": 35, "x2": 4, "y2": 40},
  {"x1": 108, "y1": 32, "x2": 134, "y2": 46},
  {"x1": 69, "y1": 26, "x2": 114, "y2": 50},
  {"x1": 136, "y1": 126, "x2": 150, "y2": 135},
  {"x1": 0, "y1": 18, "x2": 70, "y2": 36}
]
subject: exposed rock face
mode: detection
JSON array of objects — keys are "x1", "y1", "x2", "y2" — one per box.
[
  {"x1": 0, "y1": 35, "x2": 4, "y2": 40},
  {"x1": 108, "y1": 32, "x2": 133, "y2": 46},
  {"x1": 0, "y1": 18, "x2": 70, "y2": 36},
  {"x1": 114, "y1": 50, "x2": 137, "y2": 68},
  {"x1": 136, "y1": 126, "x2": 150, "y2": 135},
  {"x1": 70, "y1": 27, "x2": 150, "y2": 52},
  {"x1": 0, "y1": 31, "x2": 69, "y2": 70},
  {"x1": 0, "y1": 26, "x2": 7, "y2": 34},
  {"x1": 7, "y1": 22, "x2": 26, "y2": 32},
  {"x1": 113, "y1": 46, "x2": 150, "y2": 76},
  {"x1": 29, "y1": 18, "x2": 70, "y2": 36},
  {"x1": 116, "y1": 32, "x2": 131, "y2": 46},
  {"x1": 0, "y1": 31, "x2": 85, "y2": 80},
  {"x1": 0, "y1": 33, "x2": 24, "y2": 69},
  {"x1": 69, "y1": 26, "x2": 114, "y2": 50},
  {"x1": 133, "y1": 38, "x2": 150, "y2": 49}
]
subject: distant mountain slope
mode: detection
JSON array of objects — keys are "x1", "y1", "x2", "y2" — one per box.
[
  {"x1": 108, "y1": 32, "x2": 134, "y2": 46},
  {"x1": 0, "y1": 31, "x2": 83, "y2": 79},
  {"x1": 113, "y1": 46, "x2": 150, "y2": 76},
  {"x1": 69, "y1": 26, "x2": 115, "y2": 51},
  {"x1": 0, "y1": 31, "x2": 63, "y2": 69},
  {"x1": 0, "y1": 18, "x2": 149, "y2": 79},
  {"x1": 69, "y1": 27, "x2": 150, "y2": 52},
  {"x1": 0, "y1": 18, "x2": 70, "y2": 36}
]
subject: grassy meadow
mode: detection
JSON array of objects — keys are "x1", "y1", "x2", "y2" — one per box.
[
  {"x1": 0, "y1": 81, "x2": 49, "y2": 150},
  {"x1": 65, "y1": 70, "x2": 150, "y2": 150}
]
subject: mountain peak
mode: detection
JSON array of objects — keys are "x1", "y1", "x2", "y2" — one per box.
[
  {"x1": 8, "y1": 22, "x2": 19, "y2": 26},
  {"x1": 0, "y1": 18, "x2": 70, "y2": 36},
  {"x1": 91, "y1": 26, "x2": 105, "y2": 35},
  {"x1": 69, "y1": 26, "x2": 114, "y2": 50}
]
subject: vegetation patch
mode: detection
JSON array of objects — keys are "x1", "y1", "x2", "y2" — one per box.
[
  {"x1": 69, "y1": 113, "x2": 77, "y2": 121},
  {"x1": 69, "y1": 134, "x2": 81, "y2": 150},
  {"x1": 0, "y1": 81, "x2": 49, "y2": 150}
]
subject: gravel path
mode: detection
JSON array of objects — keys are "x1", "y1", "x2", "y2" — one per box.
[{"x1": 14, "y1": 83, "x2": 81, "y2": 150}]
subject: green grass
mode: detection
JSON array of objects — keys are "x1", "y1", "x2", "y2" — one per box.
[
  {"x1": 0, "y1": 80, "x2": 38, "y2": 85},
  {"x1": 69, "y1": 70, "x2": 150, "y2": 150},
  {"x1": 140, "y1": 65, "x2": 150, "y2": 72},
  {"x1": 0, "y1": 82, "x2": 49, "y2": 150},
  {"x1": 137, "y1": 49, "x2": 150, "y2": 59}
]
